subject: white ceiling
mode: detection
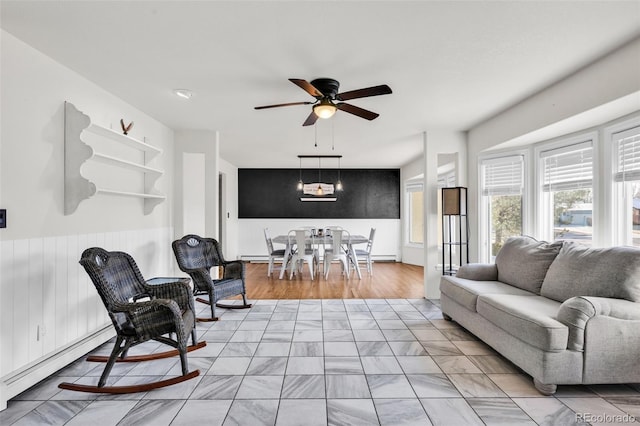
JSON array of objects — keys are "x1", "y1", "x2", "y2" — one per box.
[{"x1": 2, "y1": 1, "x2": 639, "y2": 168}]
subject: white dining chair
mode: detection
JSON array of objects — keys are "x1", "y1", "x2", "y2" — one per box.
[
  {"x1": 354, "y1": 227, "x2": 376, "y2": 275},
  {"x1": 288, "y1": 229, "x2": 319, "y2": 279},
  {"x1": 264, "y1": 228, "x2": 287, "y2": 277},
  {"x1": 323, "y1": 229, "x2": 351, "y2": 279}
]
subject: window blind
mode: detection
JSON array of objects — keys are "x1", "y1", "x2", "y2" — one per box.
[
  {"x1": 481, "y1": 155, "x2": 524, "y2": 196},
  {"x1": 541, "y1": 141, "x2": 593, "y2": 192},
  {"x1": 614, "y1": 126, "x2": 640, "y2": 182},
  {"x1": 437, "y1": 171, "x2": 456, "y2": 189},
  {"x1": 406, "y1": 180, "x2": 423, "y2": 193}
]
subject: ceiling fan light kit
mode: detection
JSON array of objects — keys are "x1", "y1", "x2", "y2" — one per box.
[
  {"x1": 313, "y1": 99, "x2": 337, "y2": 119},
  {"x1": 255, "y1": 77, "x2": 391, "y2": 126}
]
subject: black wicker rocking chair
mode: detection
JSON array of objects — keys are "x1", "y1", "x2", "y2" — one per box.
[
  {"x1": 58, "y1": 248, "x2": 205, "y2": 394},
  {"x1": 172, "y1": 234, "x2": 251, "y2": 321}
]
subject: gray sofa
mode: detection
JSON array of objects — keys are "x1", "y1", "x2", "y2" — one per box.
[{"x1": 440, "y1": 236, "x2": 640, "y2": 395}]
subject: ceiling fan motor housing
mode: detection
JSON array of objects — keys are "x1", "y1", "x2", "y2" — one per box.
[{"x1": 310, "y1": 78, "x2": 340, "y2": 98}]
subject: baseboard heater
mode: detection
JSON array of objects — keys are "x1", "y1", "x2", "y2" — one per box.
[{"x1": 241, "y1": 255, "x2": 398, "y2": 262}]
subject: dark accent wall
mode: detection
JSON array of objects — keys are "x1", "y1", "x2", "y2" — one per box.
[{"x1": 238, "y1": 168, "x2": 400, "y2": 219}]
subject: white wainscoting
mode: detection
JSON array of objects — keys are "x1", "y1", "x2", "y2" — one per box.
[
  {"x1": 0, "y1": 227, "x2": 174, "y2": 409},
  {"x1": 238, "y1": 219, "x2": 401, "y2": 261}
]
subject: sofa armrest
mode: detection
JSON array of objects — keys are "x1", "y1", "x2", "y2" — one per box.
[
  {"x1": 557, "y1": 296, "x2": 640, "y2": 351},
  {"x1": 455, "y1": 263, "x2": 498, "y2": 281}
]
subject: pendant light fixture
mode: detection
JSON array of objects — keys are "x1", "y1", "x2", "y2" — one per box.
[
  {"x1": 335, "y1": 157, "x2": 343, "y2": 191},
  {"x1": 297, "y1": 155, "x2": 343, "y2": 202},
  {"x1": 296, "y1": 157, "x2": 303, "y2": 190}
]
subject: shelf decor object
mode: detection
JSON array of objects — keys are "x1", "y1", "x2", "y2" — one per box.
[
  {"x1": 64, "y1": 101, "x2": 166, "y2": 215},
  {"x1": 120, "y1": 119, "x2": 134, "y2": 135},
  {"x1": 441, "y1": 186, "x2": 469, "y2": 275}
]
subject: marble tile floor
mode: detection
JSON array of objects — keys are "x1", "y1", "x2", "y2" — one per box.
[{"x1": 2, "y1": 298, "x2": 639, "y2": 426}]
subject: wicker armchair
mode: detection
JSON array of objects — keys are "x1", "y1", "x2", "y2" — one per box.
[
  {"x1": 58, "y1": 248, "x2": 203, "y2": 394},
  {"x1": 172, "y1": 234, "x2": 251, "y2": 321}
]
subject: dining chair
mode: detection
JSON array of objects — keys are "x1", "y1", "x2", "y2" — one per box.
[
  {"x1": 323, "y1": 229, "x2": 351, "y2": 279},
  {"x1": 288, "y1": 229, "x2": 319, "y2": 279},
  {"x1": 264, "y1": 228, "x2": 287, "y2": 277},
  {"x1": 355, "y1": 227, "x2": 376, "y2": 275}
]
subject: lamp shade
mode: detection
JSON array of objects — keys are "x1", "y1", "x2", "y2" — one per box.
[{"x1": 442, "y1": 187, "x2": 467, "y2": 215}]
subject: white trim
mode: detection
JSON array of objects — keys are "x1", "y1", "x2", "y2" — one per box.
[
  {"x1": 604, "y1": 115, "x2": 640, "y2": 246},
  {"x1": 477, "y1": 149, "x2": 529, "y2": 263},
  {"x1": 534, "y1": 131, "x2": 598, "y2": 244}
]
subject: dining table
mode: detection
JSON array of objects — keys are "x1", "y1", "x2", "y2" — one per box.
[{"x1": 272, "y1": 232, "x2": 369, "y2": 280}]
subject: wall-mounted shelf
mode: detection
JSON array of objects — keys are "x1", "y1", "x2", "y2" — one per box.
[
  {"x1": 64, "y1": 101, "x2": 165, "y2": 215},
  {"x1": 91, "y1": 153, "x2": 163, "y2": 175},
  {"x1": 84, "y1": 123, "x2": 162, "y2": 156}
]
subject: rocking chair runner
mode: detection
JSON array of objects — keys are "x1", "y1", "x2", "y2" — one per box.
[
  {"x1": 58, "y1": 248, "x2": 204, "y2": 394},
  {"x1": 172, "y1": 234, "x2": 252, "y2": 321}
]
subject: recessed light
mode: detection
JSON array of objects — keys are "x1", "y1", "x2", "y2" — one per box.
[{"x1": 173, "y1": 89, "x2": 193, "y2": 99}]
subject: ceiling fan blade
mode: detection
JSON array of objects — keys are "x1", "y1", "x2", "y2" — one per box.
[
  {"x1": 254, "y1": 101, "x2": 314, "y2": 110},
  {"x1": 302, "y1": 111, "x2": 319, "y2": 126},
  {"x1": 289, "y1": 78, "x2": 323, "y2": 98},
  {"x1": 336, "y1": 84, "x2": 392, "y2": 101},
  {"x1": 336, "y1": 103, "x2": 379, "y2": 120}
]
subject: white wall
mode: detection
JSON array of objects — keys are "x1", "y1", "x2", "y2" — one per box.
[
  {"x1": 0, "y1": 30, "x2": 175, "y2": 409},
  {"x1": 173, "y1": 130, "x2": 219, "y2": 242},
  {"x1": 422, "y1": 131, "x2": 467, "y2": 299},
  {"x1": 467, "y1": 36, "x2": 640, "y2": 262}
]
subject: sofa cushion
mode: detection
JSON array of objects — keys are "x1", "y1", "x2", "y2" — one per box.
[
  {"x1": 540, "y1": 243, "x2": 640, "y2": 303},
  {"x1": 495, "y1": 236, "x2": 563, "y2": 294},
  {"x1": 476, "y1": 294, "x2": 568, "y2": 352},
  {"x1": 440, "y1": 275, "x2": 537, "y2": 312},
  {"x1": 455, "y1": 263, "x2": 498, "y2": 281}
]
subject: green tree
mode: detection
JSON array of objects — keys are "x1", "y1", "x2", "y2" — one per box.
[{"x1": 491, "y1": 195, "x2": 522, "y2": 256}]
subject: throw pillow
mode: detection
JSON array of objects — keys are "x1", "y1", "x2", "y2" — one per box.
[
  {"x1": 540, "y1": 243, "x2": 640, "y2": 303},
  {"x1": 495, "y1": 236, "x2": 563, "y2": 294}
]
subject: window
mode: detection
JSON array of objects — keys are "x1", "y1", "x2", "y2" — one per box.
[
  {"x1": 540, "y1": 139, "x2": 594, "y2": 245},
  {"x1": 406, "y1": 180, "x2": 424, "y2": 245},
  {"x1": 613, "y1": 126, "x2": 640, "y2": 247},
  {"x1": 480, "y1": 155, "x2": 524, "y2": 260}
]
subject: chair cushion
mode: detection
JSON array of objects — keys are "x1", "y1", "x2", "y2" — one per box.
[
  {"x1": 270, "y1": 249, "x2": 286, "y2": 256},
  {"x1": 495, "y1": 236, "x2": 563, "y2": 294},
  {"x1": 540, "y1": 243, "x2": 640, "y2": 303},
  {"x1": 476, "y1": 294, "x2": 568, "y2": 352},
  {"x1": 440, "y1": 275, "x2": 536, "y2": 312}
]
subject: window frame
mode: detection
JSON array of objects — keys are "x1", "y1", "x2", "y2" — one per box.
[
  {"x1": 534, "y1": 131, "x2": 598, "y2": 245},
  {"x1": 478, "y1": 150, "x2": 528, "y2": 263},
  {"x1": 604, "y1": 116, "x2": 640, "y2": 246}
]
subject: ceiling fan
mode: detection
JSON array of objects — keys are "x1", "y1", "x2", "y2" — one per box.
[{"x1": 254, "y1": 78, "x2": 392, "y2": 126}]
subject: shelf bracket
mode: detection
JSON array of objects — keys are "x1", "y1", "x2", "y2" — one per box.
[{"x1": 64, "y1": 102, "x2": 97, "y2": 215}]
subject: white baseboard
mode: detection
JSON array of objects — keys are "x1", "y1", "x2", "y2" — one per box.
[{"x1": 1, "y1": 326, "x2": 114, "y2": 411}]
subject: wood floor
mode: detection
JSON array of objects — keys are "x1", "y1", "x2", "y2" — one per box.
[{"x1": 243, "y1": 261, "x2": 425, "y2": 299}]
